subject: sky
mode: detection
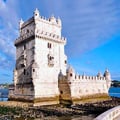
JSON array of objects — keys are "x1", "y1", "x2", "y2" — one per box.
[{"x1": 0, "y1": 0, "x2": 120, "y2": 83}]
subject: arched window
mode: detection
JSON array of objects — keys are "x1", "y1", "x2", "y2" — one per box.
[
  {"x1": 24, "y1": 69, "x2": 26, "y2": 75},
  {"x1": 70, "y1": 73, "x2": 72, "y2": 77},
  {"x1": 47, "y1": 43, "x2": 52, "y2": 48},
  {"x1": 23, "y1": 44, "x2": 26, "y2": 50},
  {"x1": 47, "y1": 43, "x2": 49, "y2": 48},
  {"x1": 33, "y1": 69, "x2": 35, "y2": 72}
]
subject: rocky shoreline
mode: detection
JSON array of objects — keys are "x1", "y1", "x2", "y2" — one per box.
[{"x1": 0, "y1": 97, "x2": 120, "y2": 120}]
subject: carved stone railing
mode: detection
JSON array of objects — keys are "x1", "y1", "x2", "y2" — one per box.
[
  {"x1": 94, "y1": 106, "x2": 120, "y2": 120},
  {"x1": 35, "y1": 31, "x2": 66, "y2": 44}
]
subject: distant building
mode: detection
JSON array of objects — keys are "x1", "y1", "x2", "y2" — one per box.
[{"x1": 9, "y1": 9, "x2": 111, "y2": 106}]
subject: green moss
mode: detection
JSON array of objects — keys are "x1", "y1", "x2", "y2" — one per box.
[{"x1": 0, "y1": 106, "x2": 22, "y2": 115}]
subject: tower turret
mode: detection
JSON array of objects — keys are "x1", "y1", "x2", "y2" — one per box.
[
  {"x1": 66, "y1": 66, "x2": 75, "y2": 81},
  {"x1": 34, "y1": 8, "x2": 40, "y2": 18},
  {"x1": 57, "y1": 17, "x2": 62, "y2": 27},
  {"x1": 49, "y1": 15, "x2": 56, "y2": 24},
  {"x1": 97, "y1": 71, "x2": 102, "y2": 78},
  {"x1": 19, "y1": 18, "x2": 24, "y2": 31},
  {"x1": 104, "y1": 69, "x2": 111, "y2": 89},
  {"x1": 104, "y1": 69, "x2": 111, "y2": 80}
]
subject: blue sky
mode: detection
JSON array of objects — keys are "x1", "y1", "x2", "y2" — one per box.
[{"x1": 0, "y1": 0, "x2": 120, "y2": 83}]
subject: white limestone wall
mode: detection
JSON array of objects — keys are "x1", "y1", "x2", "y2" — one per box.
[
  {"x1": 33, "y1": 37, "x2": 66, "y2": 98},
  {"x1": 35, "y1": 17, "x2": 61, "y2": 37},
  {"x1": 67, "y1": 73, "x2": 109, "y2": 99}
]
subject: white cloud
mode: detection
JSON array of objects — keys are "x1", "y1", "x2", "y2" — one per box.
[
  {"x1": 53, "y1": 0, "x2": 120, "y2": 56},
  {"x1": 0, "y1": 0, "x2": 19, "y2": 68}
]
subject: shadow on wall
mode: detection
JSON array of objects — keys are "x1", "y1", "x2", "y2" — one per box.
[{"x1": 58, "y1": 71, "x2": 72, "y2": 105}]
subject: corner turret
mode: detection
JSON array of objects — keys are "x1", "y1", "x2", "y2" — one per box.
[
  {"x1": 97, "y1": 71, "x2": 102, "y2": 78},
  {"x1": 57, "y1": 17, "x2": 62, "y2": 27},
  {"x1": 66, "y1": 66, "x2": 75, "y2": 81},
  {"x1": 49, "y1": 15, "x2": 56, "y2": 24},
  {"x1": 19, "y1": 18, "x2": 24, "y2": 30},
  {"x1": 104, "y1": 69, "x2": 111, "y2": 80},
  {"x1": 34, "y1": 8, "x2": 40, "y2": 18}
]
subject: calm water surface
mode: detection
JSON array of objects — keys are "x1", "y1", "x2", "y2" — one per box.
[{"x1": 109, "y1": 87, "x2": 120, "y2": 97}]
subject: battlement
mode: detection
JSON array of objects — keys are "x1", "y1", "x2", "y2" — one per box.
[
  {"x1": 20, "y1": 15, "x2": 61, "y2": 29},
  {"x1": 15, "y1": 30, "x2": 34, "y2": 46},
  {"x1": 73, "y1": 74, "x2": 106, "y2": 81},
  {"x1": 15, "y1": 9, "x2": 65, "y2": 46},
  {"x1": 19, "y1": 8, "x2": 62, "y2": 38},
  {"x1": 35, "y1": 30, "x2": 66, "y2": 43},
  {"x1": 66, "y1": 66, "x2": 111, "y2": 82},
  {"x1": 15, "y1": 29, "x2": 66, "y2": 46}
]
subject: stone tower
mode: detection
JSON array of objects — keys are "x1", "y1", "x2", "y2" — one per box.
[
  {"x1": 9, "y1": 9, "x2": 67, "y2": 105},
  {"x1": 104, "y1": 69, "x2": 111, "y2": 89}
]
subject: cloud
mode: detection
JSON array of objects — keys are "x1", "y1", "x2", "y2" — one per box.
[
  {"x1": 28, "y1": 0, "x2": 120, "y2": 57},
  {"x1": 0, "y1": 0, "x2": 120, "y2": 82},
  {"x1": 61, "y1": 0, "x2": 120, "y2": 57},
  {"x1": 0, "y1": 0, "x2": 19, "y2": 70},
  {"x1": 111, "y1": 72, "x2": 120, "y2": 80},
  {"x1": 0, "y1": 0, "x2": 19, "y2": 26}
]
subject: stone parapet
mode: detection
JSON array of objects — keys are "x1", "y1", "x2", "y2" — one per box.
[
  {"x1": 95, "y1": 105, "x2": 120, "y2": 120},
  {"x1": 35, "y1": 30, "x2": 66, "y2": 44},
  {"x1": 15, "y1": 30, "x2": 66, "y2": 46},
  {"x1": 14, "y1": 31, "x2": 35, "y2": 46}
]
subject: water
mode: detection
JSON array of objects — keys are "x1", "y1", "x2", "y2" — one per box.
[
  {"x1": 0, "y1": 88, "x2": 8, "y2": 101},
  {"x1": 109, "y1": 87, "x2": 120, "y2": 98}
]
